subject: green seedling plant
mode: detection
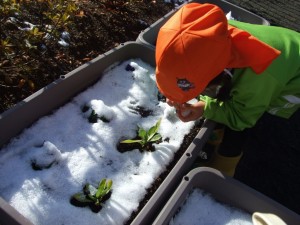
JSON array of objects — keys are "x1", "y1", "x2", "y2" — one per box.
[
  {"x1": 70, "y1": 178, "x2": 113, "y2": 213},
  {"x1": 121, "y1": 118, "x2": 162, "y2": 151}
]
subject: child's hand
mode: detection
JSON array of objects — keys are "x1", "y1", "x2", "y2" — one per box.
[
  {"x1": 177, "y1": 101, "x2": 205, "y2": 122},
  {"x1": 166, "y1": 99, "x2": 205, "y2": 122}
]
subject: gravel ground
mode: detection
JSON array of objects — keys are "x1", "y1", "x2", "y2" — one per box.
[{"x1": 227, "y1": 0, "x2": 300, "y2": 32}]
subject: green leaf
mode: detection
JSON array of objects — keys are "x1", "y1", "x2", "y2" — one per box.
[
  {"x1": 155, "y1": 118, "x2": 162, "y2": 132},
  {"x1": 147, "y1": 118, "x2": 161, "y2": 141},
  {"x1": 62, "y1": 13, "x2": 70, "y2": 22},
  {"x1": 102, "y1": 179, "x2": 113, "y2": 196},
  {"x1": 120, "y1": 139, "x2": 142, "y2": 144},
  {"x1": 32, "y1": 27, "x2": 43, "y2": 36},
  {"x1": 150, "y1": 133, "x2": 162, "y2": 142},
  {"x1": 95, "y1": 179, "x2": 113, "y2": 199},
  {"x1": 148, "y1": 126, "x2": 156, "y2": 137},
  {"x1": 141, "y1": 134, "x2": 148, "y2": 147},
  {"x1": 106, "y1": 179, "x2": 113, "y2": 190},
  {"x1": 138, "y1": 127, "x2": 147, "y2": 139},
  {"x1": 120, "y1": 118, "x2": 162, "y2": 150},
  {"x1": 96, "y1": 179, "x2": 106, "y2": 198}
]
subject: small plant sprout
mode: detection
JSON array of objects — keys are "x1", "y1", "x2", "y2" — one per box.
[
  {"x1": 70, "y1": 179, "x2": 113, "y2": 213},
  {"x1": 120, "y1": 118, "x2": 162, "y2": 151},
  {"x1": 81, "y1": 105, "x2": 110, "y2": 123}
]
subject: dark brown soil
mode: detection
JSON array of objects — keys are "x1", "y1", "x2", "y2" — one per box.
[{"x1": 0, "y1": 0, "x2": 176, "y2": 114}]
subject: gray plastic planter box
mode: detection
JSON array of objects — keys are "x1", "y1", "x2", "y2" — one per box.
[
  {"x1": 0, "y1": 41, "x2": 216, "y2": 225},
  {"x1": 0, "y1": 42, "x2": 156, "y2": 148},
  {"x1": 0, "y1": 42, "x2": 154, "y2": 225},
  {"x1": 153, "y1": 167, "x2": 300, "y2": 225},
  {"x1": 135, "y1": 4, "x2": 184, "y2": 50},
  {"x1": 0, "y1": 197, "x2": 34, "y2": 225},
  {"x1": 136, "y1": 0, "x2": 270, "y2": 49}
]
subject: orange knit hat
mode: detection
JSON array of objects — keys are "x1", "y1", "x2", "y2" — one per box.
[{"x1": 155, "y1": 3, "x2": 281, "y2": 103}]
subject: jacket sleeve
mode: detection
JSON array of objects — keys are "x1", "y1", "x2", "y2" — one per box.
[{"x1": 202, "y1": 68, "x2": 283, "y2": 131}]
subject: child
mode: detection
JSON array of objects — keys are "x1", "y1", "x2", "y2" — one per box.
[{"x1": 155, "y1": 3, "x2": 300, "y2": 214}]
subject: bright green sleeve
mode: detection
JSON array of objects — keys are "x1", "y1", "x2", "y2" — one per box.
[
  {"x1": 202, "y1": 68, "x2": 283, "y2": 131},
  {"x1": 202, "y1": 20, "x2": 300, "y2": 130}
]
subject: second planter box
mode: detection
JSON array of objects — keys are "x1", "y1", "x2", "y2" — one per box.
[
  {"x1": 136, "y1": 0, "x2": 270, "y2": 49},
  {"x1": 153, "y1": 167, "x2": 300, "y2": 225}
]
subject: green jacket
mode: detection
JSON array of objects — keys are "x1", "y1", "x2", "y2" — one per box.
[{"x1": 202, "y1": 20, "x2": 300, "y2": 131}]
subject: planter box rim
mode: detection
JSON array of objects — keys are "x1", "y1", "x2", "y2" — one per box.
[
  {"x1": 152, "y1": 167, "x2": 300, "y2": 225},
  {"x1": 136, "y1": 0, "x2": 270, "y2": 49}
]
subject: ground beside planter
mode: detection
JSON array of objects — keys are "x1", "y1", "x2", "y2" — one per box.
[
  {"x1": 0, "y1": 0, "x2": 177, "y2": 114},
  {"x1": 226, "y1": 0, "x2": 300, "y2": 32}
]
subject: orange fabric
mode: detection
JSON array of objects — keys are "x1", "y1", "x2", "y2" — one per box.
[
  {"x1": 227, "y1": 25, "x2": 281, "y2": 73},
  {"x1": 155, "y1": 3, "x2": 281, "y2": 103}
]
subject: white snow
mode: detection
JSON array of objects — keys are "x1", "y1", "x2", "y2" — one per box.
[
  {"x1": 170, "y1": 189, "x2": 252, "y2": 225},
  {"x1": 0, "y1": 59, "x2": 195, "y2": 225}
]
